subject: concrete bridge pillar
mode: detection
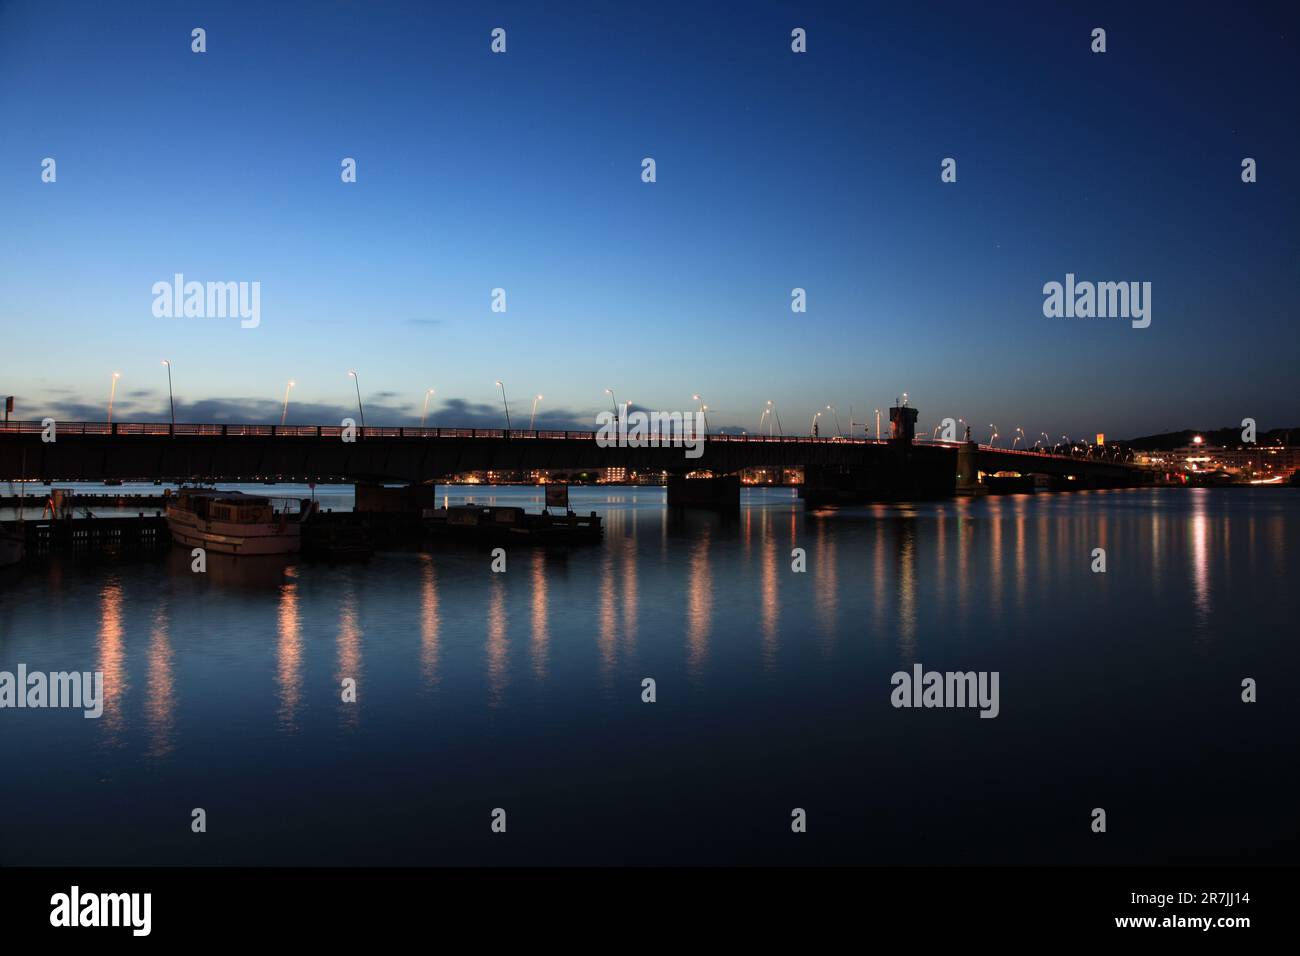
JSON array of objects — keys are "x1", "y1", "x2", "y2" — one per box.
[{"x1": 955, "y1": 441, "x2": 986, "y2": 496}]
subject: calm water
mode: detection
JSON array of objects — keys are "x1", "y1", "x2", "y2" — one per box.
[{"x1": 1, "y1": 486, "x2": 1297, "y2": 865}]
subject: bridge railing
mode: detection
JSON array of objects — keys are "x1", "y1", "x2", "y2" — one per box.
[
  {"x1": 978, "y1": 444, "x2": 1139, "y2": 466},
  {"x1": 0, "y1": 420, "x2": 891, "y2": 443}
]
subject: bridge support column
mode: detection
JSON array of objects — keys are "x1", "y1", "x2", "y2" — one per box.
[
  {"x1": 666, "y1": 474, "x2": 739, "y2": 510},
  {"x1": 955, "y1": 442, "x2": 987, "y2": 496}
]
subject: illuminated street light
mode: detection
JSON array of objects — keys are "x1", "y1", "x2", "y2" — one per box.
[
  {"x1": 496, "y1": 380, "x2": 511, "y2": 430},
  {"x1": 107, "y1": 372, "x2": 121, "y2": 425},
  {"x1": 347, "y1": 370, "x2": 365, "y2": 429},
  {"x1": 770, "y1": 400, "x2": 783, "y2": 436},
  {"x1": 281, "y1": 380, "x2": 296, "y2": 427},
  {"x1": 530, "y1": 394, "x2": 543, "y2": 430},
  {"x1": 160, "y1": 360, "x2": 175, "y2": 428},
  {"x1": 420, "y1": 388, "x2": 436, "y2": 429}
]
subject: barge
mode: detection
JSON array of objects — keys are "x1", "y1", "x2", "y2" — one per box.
[{"x1": 422, "y1": 505, "x2": 602, "y2": 545}]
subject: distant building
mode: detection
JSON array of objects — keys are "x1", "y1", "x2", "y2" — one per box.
[{"x1": 1138, "y1": 442, "x2": 1300, "y2": 479}]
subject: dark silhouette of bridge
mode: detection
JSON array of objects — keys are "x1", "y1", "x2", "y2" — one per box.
[{"x1": 0, "y1": 413, "x2": 1150, "y2": 506}]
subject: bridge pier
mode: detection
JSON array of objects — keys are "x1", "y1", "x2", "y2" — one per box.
[
  {"x1": 955, "y1": 441, "x2": 987, "y2": 496},
  {"x1": 666, "y1": 474, "x2": 739, "y2": 510}
]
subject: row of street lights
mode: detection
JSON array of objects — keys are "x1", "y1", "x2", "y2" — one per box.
[{"x1": 103, "y1": 373, "x2": 1121, "y2": 452}]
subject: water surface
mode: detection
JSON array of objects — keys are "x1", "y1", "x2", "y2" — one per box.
[{"x1": 1, "y1": 486, "x2": 1296, "y2": 865}]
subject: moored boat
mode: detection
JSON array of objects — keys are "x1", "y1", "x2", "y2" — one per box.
[
  {"x1": 165, "y1": 488, "x2": 313, "y2": 555},
  {"x1": 423, "y1": 504, "x2": 602, "y2": 545}
]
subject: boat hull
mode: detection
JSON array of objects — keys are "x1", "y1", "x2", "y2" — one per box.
[{"x1": 165, "y1": 506, "x2": 301, "y2": 555}]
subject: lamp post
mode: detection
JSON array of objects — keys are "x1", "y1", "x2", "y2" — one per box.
[
  {"x1": 530, "y1": 394, "x2": 543, "y2": 430},
  {"x1": 811, "y1": 410, "x2": 822, "y2": 437},
  {"x1": 281, "y1": 380, "x2": 295, "y2": 427},
  {"x1": 988, "y1": 424, "x2": 998, "y2": 445},
  {"x1": 161, "y1": 360, "x2": 175, "y2": 430},
  {"x1": 421, "y1": 388, "x2": 435, "y2": 429},
  {"x1": 827, "y1": 405, "x2": 841, "y2": 438},
  {"x1": 770, "y1": 400, "x2": 782, "y2": 436},
  {"x1": 496, "y1": 380, "x2": 511, "y2": 430},
  {"x1": 348, "y1": 370, "x2": 365, "y2": 429},
  {"x1": 107, "y1": 372, "x2": 121, "y2": 425},
  {"x1": 605, "y1": 388, "x2": 618, "y2": 423}
]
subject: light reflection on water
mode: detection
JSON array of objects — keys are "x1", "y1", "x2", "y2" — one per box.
[{"x1": 1, "y1": 486, "x2": 1297, "y2": 866}]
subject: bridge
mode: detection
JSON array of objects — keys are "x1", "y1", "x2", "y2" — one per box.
[{"x1": 0, "y1": 412, "x2": 1151, "y2": 507}]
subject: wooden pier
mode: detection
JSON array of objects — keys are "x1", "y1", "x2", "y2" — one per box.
[{"x1": 3, "y1": 515, "x2": 171, "y2": 559}]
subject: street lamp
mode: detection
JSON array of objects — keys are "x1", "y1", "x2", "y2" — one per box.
[
  {"x1": 347, "y1": 370, "x2": 365, "y2": 429},
  {"x1": 421, "y1": 388, "x2": 435, "y2": 429},
  {"x1": 770, "y1": 400, "x2": 783, "y2": 436},
  {"x1": 107, "y1": 372, "x2": 121, "y2": 425},
  {"x1": 530, "y1": 394, "x2": 543, "y2": 430},
  {"x1": 605, "y1": 387, "x2": 618, "y2": 423},
  {"x1": 827, "y1": 405, "x2": 841, "y2": 438},
  {"x1": 160, "y1": 360, "x2": 175, "y2": 429},
  {"x1": 988, "y1": 424, "x2": 998, "y2": 445},
  {"x1": 496, "y1": 380, "x2": 511, "y2": 430},
  {"x1": 811, "y1": 410, "x2": 822, "y2": 437},
  {"x1": 281, "y1": 380, "x2": 295, "y2": 427},
  {"x1": 1012, "y1": 427, "x2": 1024, "y2": 449}
]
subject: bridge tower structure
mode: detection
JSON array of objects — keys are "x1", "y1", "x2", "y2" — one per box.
[{"x1": 889, "y1": 404, "x2": 918, "y2": 444}]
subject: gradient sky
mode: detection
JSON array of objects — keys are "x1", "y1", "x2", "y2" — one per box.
[{"x1": 1, "y1": 0, "x2": 1296, "y2": 439}]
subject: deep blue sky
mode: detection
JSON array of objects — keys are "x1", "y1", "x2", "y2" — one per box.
[{"x1": 1, "y1": 0, "x2": 1296, "y2": 438}]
